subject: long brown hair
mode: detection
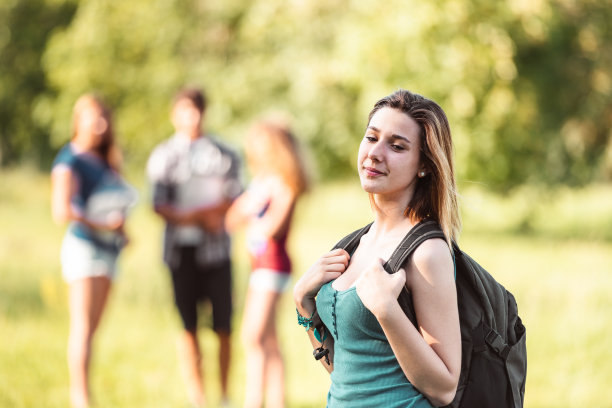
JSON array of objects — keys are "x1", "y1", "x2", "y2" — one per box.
[
  {"x1": 71, "y1": 94, "x2": 121, "y2": 170},
  {"x1": 368, "y1": 89, "x2": 461, "y2": 244},
  {"x1": 245, "y1": 120, "x2": 309, "y2": 196}
]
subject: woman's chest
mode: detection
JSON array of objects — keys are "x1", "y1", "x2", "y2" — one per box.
[
  {"x1": 317, "y1": 284, "x2": 386, "y2": 343},
  {"x1": 332, "y1": 242, "x2": 398, "y2": 291}
]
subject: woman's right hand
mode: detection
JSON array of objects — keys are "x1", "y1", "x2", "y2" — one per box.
[{"x1": 294, "y1": 249, "x2": 350, "y2": 314}]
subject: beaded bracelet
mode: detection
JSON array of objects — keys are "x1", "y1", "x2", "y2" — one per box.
[
  {"x1": 296, "y1": 308, "x2": 315, "y2": 331},
  {"x1": 314, "y1": 326, "x2": 327, "y2": 343}
]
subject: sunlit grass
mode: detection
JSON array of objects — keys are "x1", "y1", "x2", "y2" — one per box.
[{"x1": 1, "y1": 168, "x2": 611, "y2": 407}]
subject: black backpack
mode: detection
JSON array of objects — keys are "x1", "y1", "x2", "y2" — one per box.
[{"x1": 332, "y1": 219, "x2": 527, "y2": 408}]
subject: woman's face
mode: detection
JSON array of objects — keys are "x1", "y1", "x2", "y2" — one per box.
[
  {"x1": 357, "y1": 107, "x2": 424, "y2": 201},
  {"x1": 74, "y1": 104, "x2": 108, "y2": 151}
]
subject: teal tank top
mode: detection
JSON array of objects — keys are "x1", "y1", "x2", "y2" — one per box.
[{"x1": 316, "y1": 281, "x2": 433, "y2": 408}]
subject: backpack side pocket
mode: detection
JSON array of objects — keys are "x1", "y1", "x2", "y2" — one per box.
[
  {"x1": 458, "y1": 323, "x2": 514, "y2": 408},
  {"x1": 506, "y1": 319, "x2": 527, "y2": 408}
]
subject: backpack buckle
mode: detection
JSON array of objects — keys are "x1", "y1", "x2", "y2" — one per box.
[{"x1": 485, "y1": 329, "x2": 511, "y2": 359}]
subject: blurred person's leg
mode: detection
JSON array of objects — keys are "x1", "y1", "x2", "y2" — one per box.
[
  {"x1": 67, "y1": 276, "x2": 111, "y2": 408},
  {"x1": 177, "y1": 329, "x2": 205, "y2": 407},
  {"x1": 217, "y1": 329, "x2": 231, "y2": 403},
  {"x1": 207, "y1": 260, "x2": 233, "y2": 404},
  {"x1": 241, "y1": 285, "x2": 283, "y2": 408},
  {"x1": 171, "y1": 247, "x2": 206, "y2": 406},
  {"x1": 264, "y1": 324, "x2": 285, "y2": 408}
]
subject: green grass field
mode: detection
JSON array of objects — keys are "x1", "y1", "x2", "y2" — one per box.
[{"x1": 1, "y1": 167, "x2": 611, "y2": 407}]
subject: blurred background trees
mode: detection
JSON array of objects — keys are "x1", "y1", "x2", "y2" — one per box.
[
  {"x1": 1, "y1": 0, "x2": 611, "y2": 190},
  {"x1": 0, "y1": 0, "x2": 77, "y2": 169}
]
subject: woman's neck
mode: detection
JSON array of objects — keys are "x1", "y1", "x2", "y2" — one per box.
[
  {"x1": 369, "y1": 202, "x2": 409, "y2": 236},
  {"x1": 71, "y1": 135, "x2": 97, "y2": 155},
  {"x1": 369, "y1": 191, "x2": 419, "y2": 238}
]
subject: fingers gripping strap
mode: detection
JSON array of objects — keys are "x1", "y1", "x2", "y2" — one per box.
[{"x1": 331, "y1": 220, "x2": 445, "y2": 329}]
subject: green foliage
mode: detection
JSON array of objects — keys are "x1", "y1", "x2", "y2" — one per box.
[
  {"x1": 0, "y1": 0, "x2": 77, "y2": 167},
  {"x1": 475, "y1": 0, "x2": 612, "y2": 189},
  {"x1": 2, "y1": 0, "x2": 611, "y2": 188}
]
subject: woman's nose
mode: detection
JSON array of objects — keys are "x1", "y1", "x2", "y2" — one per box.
[{"x1": 367, "y1": 141, "x2": 384, "y2": 161}]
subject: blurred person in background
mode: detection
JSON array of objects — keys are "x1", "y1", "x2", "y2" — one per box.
[
  {"x1": 293, "y1": 89, "x2": 461, "y2": 407},
  {"x1": 51, "y1": 94, "x2": 137, "y2": 408},
  {"x1": 226, "y1": 119, "x2": 309, "y2": 408},
  {"x1": 146, "y1": 88, "x2": 241, "y2": 407}
]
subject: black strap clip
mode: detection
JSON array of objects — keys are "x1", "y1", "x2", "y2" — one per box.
[{"x1": 313, "y1": 346, "x2": 330, "y2": 365}]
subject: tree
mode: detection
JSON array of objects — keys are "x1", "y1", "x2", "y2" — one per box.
[
  {"x1": 0, "y1": 0, "x2": 76, "y2": 167},
  {"x1": 4, "y1": 0, "x2": 611, "y2": 190}
]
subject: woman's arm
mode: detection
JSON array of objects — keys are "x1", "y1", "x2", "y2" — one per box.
[
  {"x1": 297, "y1": 313, "x2": 336, "y2": 374},
  {"x1": 252, "y1": 180, "x2": 297, "y2": 240},
  {"x1": 294, "y1": 248, "x2": 350, "y2": 374},
  {"x1": 224, "y1": 190, "x2": 255, "y2": 232},
  {"x1": 356, "y1": 239, "x2": 461, "y2": 407},
  {"x1": 51, "y1": 166, "x2": 124, "y2": 231},
  {"x1": 51, "y1": 166, "x2": 75, "y2": 225}
]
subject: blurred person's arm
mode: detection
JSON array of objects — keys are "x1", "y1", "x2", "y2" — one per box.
[
  {"x1": 51, "y1": 166, "x2": 124, "y2": 231},
  {"x1": 151, "y1": 182, "x2": 232, "y2": 233},
  {"x1": 198, "y1": 150, "x2": 242, "y2": 233},
  {"x1": 147, "y1": 145, "x2": 184, "y2": 224},
  {"x1": 224, "y1": 189, "x2": 254, "y2": 232},
  {"x1": 191, "y1": 200, "x2": 233, "y2": 233},
  {"x1": 251, "y1": 178, "x2": 296, "y2": 240},
  {"x1": 150, "y1": 181, "x2": 179, "y2": 222},
  {"x1": 51, "y1": 165, "x2": 74, "y2": 225}
]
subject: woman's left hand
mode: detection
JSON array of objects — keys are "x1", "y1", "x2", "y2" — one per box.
[{"x1": 356, "y1": 258, "x2": 407, "y2": 318}]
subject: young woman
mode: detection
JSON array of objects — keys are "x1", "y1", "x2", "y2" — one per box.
[
  {"x1": 293, "y1": 89, "x2": 462, "y2": 407},
  {"x1": 226, "y1": 120, "x2": 308, "y2": 408},
  {"x1": 51, "y1": 94, "x2": 136, "y2": 408}
]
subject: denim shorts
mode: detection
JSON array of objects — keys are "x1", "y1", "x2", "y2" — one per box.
[
  {"x1": 60, "y1": 233, "x2": 119, "y2": 283},
  {"x1": 249, "y1": 268, "x2": 291, "y2": 293}
]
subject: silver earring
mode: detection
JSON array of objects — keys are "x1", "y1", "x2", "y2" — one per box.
[{"x1": 418, "y1": 171, "x2": 426, "y2": 178}]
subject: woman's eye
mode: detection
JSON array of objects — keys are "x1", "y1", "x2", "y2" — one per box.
[
  {"x1": 391, "y1": 144, "x2": 405, "y2": 151},
  {"x1": 365, "y1": 135, "x2": 377, "y2": 142}
]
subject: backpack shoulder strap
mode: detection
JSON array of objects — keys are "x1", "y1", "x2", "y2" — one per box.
[
  {"x1": 331, "y1": 222, "x2": 373, "y2": 255},
  {"x1": 383, "y1": 219, "x2": 446, "y2": 274},
  {"x1": 380, "y1": 219, "x2": 446, "y2": 328}
]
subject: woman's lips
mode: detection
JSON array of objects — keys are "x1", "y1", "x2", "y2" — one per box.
[{"x1": 363, "y1": 166, "x2": 384, "y2": 177}]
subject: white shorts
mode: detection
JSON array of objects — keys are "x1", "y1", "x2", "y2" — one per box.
[
  {"x1": 61, "y1": 233, "x2": 118, "y2": 283},
  {"x1": 249, "y1": 268, "x2": 291, "y2": 293}
]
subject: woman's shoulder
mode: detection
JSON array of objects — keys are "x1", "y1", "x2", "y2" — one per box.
[
  {"x1": 414, "y1": 236, "x2": 449, "y2": 256},
  {"x1": 251, "y1": 174, "x2": 289, "y2": 194},
  {"x1": 267, "y1": 174, "x2": 299, "y2": 199},
  {"x1": 52, "y1": 143, "x2": 76, "y2": 171},
  {"x1": 409, "y1": 237, "x2": 453, "y2": 279}
]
